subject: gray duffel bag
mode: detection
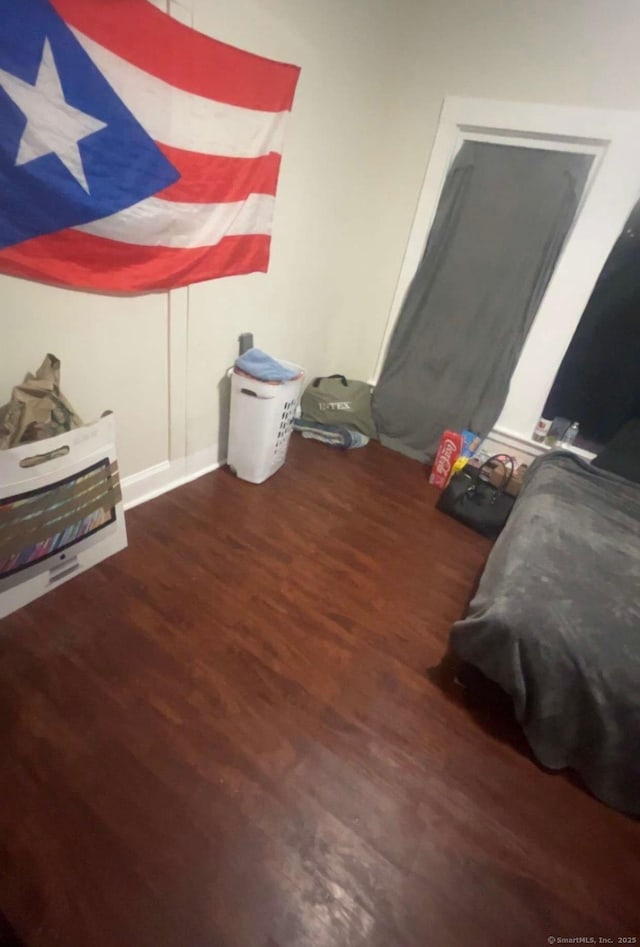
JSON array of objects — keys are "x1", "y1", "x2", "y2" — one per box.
[{"x1": 300, "y1": 374, "x2": 377, "y2": 437}]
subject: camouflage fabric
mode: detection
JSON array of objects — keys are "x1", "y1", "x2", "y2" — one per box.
[{"x1": 0, "y1": 354, "x2": 83, "y2": 450}]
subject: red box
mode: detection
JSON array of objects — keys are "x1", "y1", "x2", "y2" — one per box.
[{"x1": 429, "y1": 430, "x2": 463, "y2": 488}]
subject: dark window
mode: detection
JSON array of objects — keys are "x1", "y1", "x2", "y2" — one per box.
[{"x1": 543, "y1": 200, "x2": 640, "y2": 453}]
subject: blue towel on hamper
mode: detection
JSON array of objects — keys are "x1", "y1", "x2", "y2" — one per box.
[{"x1": 234, "y1": 348, "x2": 299, "y2": 382}]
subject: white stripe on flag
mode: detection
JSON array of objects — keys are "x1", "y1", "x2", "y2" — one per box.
[
  {"x1": 72, "y1": 28, "x2": 289, "y2": 158},
  {"x1": 73, "y1": 193, "x2": 275, "y2": 248}
]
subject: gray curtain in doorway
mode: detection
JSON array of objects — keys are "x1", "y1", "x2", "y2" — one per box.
[{"x1": 372, "y1": 141, "x2": 593, "y2": 461}]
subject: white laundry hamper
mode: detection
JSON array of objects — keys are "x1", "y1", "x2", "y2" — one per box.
[{"x1": 227, "y1": 361, "x2": 305, "y2": 484}]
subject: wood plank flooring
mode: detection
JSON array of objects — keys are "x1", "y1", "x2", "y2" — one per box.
[{"x1": 0, "y1": 437, "x2": 638, "y2": 947}]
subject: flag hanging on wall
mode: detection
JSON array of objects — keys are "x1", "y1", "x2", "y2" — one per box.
[{"x1": 0, "y1": 0, "x2": 300, "y2": 292}]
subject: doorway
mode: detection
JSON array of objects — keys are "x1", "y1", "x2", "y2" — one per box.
[
  {"x1": 373, "y1": 97, "x2": 640, "y2": 448},
  {"x1": 373, "y1": 139, "x2": 594, "y2": 460}
]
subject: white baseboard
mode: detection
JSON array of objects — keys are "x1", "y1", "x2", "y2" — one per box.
[
  {"x1": 121, "y1": 445, "x2": 225, "y2": 511},
  {"x1": 184, "y1": 444, "x2": 223, "y2": 482},
  {"x1": 121, "y1": 460, "x2": 174, "y2": 510}
]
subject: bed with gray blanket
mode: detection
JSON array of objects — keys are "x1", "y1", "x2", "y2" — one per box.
[{"x1": 450, "y1": 451, "x2": 640, "y2": 815}]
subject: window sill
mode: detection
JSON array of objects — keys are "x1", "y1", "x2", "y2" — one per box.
[{"x1": 491, "y1": 426, "x2": 596, "y2": 462}]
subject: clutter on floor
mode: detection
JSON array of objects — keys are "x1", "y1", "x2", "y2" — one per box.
[
  {"x1": 294, "y1": 373, "x2": 376, "y2": 450},
  {"x1": 300, "y1": 374, "x2": 376, "y2": 437},
  {"x1": 436, "y1": 454, "x2": 517, "y2": 539},
  {"x1": 0, "y1": 356, "x2": 126, "y2": 619},
  {"x1": 429, "y1": 427, "x2": 533, "y2": 538},
  {"x1": 428, "y1": 429, "x2": 481, "y2": 488},
  {"x1": 227, "y1": 343, "x2": 305, "y2": 484}
]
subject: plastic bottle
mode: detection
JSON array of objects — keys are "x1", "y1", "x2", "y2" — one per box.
[
  {"x1": 532, "y1": 417, "x2": 552, "y2": 443},
  {"x1": 561, "y1": 421, "x2": 580, "y2": 447}
]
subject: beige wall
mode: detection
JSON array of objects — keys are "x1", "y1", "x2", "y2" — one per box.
[
  {"x1": 0, "y1": 0, "x2": 423, "y2": 482},
  {"x1": 3, "y1": 0, "x2": 640, "y2": 487},
  {"x1": 185, "y1": 0, "x2": 426, "y2": 459},
  {"x1": 188, "y1": 0, "x2": 640, "y2": 458},
  {"x1": 0, "y1": 281, "x2": 169, "y2": 476}
]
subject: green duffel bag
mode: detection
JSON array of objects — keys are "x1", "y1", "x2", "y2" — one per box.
[{"x1": 300, "y1": 374, "x2": 377, "y2": 437}]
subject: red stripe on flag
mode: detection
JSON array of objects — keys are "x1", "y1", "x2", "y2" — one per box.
[
  {"x1": 156, "y1": 144, "x2": 281, "y2": 204},
  {"x1": 0, "y1": 230, "x2": 271, "y2": 292},
  {"x1": 50, "y1": 0, "x2": 300, "y2": 113}
]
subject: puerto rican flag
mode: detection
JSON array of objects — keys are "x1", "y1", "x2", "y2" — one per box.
[{"x1": 0, "y1": 0, "x2": 300, "y2": 292}]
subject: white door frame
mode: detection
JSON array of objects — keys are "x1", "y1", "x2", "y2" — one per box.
[{"x1": 372, "y1": 97, "x2": 640, "y2": 445}]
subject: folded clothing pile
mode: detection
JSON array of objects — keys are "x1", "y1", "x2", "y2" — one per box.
[
  {"x1": 293, "y1": 418, "x2": 369, "y2": 449},
  {"x1": 234, "y1": 348, "x2": 303, "y2": 384}
]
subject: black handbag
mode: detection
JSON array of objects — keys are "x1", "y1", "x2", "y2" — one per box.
[{"x1": 436, "y1": 455, "x2": 516, "y2": 539}]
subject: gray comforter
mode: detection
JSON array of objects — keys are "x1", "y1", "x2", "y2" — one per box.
[{"x1": 450, "y1": 451, "x2": 640, "y2": 815}]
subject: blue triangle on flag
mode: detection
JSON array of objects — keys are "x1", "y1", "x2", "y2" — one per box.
[{"x1": 0, "y1": 0, "x2": 179, "y2": 251}]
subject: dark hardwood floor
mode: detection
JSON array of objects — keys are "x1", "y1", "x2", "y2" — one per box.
[{"x1": 0, "y1": 437, "x2": 638, "y2": 947}]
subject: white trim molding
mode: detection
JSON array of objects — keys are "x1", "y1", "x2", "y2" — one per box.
[
  {"x1": 121, "y1": 447, "x2": 224, "y2": 511},
  {"x1": 485, "y1": 425, "x2": 594, "y2": 466},
  {"x1": 168, "y1": 286, "x2": 189, "y2": 463},
  {"x1": 373, "y1": 96, "x2": 640, "y2": 444},
  {"x1": 118, "y1": 0, "x2": 206, "y2": 514}
]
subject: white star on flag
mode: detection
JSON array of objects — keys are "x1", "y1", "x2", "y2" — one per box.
[
  {"x1": 0, "y1": 0, "x2": 300, "y2": 291},
  {"x1": 0, "y1": 37, "x2": 106, "y2": 193}
]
